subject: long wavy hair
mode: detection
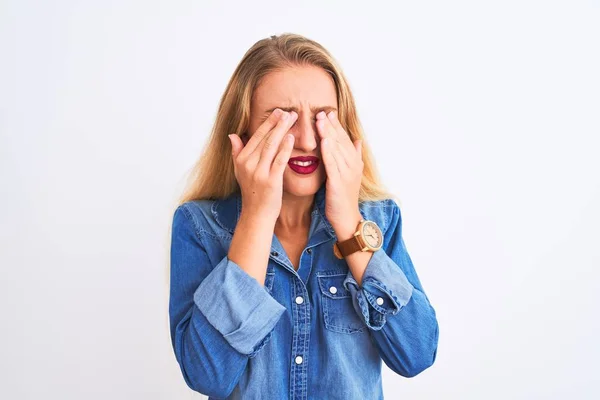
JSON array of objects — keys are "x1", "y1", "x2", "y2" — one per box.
[{"x1": 176, "y1": 33, "x2": 397, "y2": 207}]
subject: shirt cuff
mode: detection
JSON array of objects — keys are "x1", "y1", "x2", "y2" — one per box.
[
  {"x1": 343, "y1": 249, "x2": 414, "y2": 330},
  {"x1": 194, "y1": 255, "x2": 286, "y2": 355}
]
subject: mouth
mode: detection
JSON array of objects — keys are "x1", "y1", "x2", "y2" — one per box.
[{"x1": 288, "y1": 156, "x2": 319, "y2": 174}]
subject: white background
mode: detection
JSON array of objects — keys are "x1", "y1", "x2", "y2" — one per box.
[{"x1": 1, "y1": 1, "x2": 599, "y2": 399}]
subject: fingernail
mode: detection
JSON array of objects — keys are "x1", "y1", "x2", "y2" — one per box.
[
  {"x1": 316, "y1": 111, "x2": 326, "y2": 120},
  {"x1": 327, "y1": 111, "x2": 335, "y2": 120}
]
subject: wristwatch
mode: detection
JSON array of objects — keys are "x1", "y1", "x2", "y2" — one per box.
[{"x1": 333, "y1": 219, "x2": 383, "y2": 259}]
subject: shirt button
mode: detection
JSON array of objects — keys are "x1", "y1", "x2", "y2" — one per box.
[
  {"x1": 307, "y1": 248, "x2": 312, "y2": 254},
  {"x1": 376, "y1": 297, "x2": 384, "y2": 305},
  {"x1": 271, "y1": 251, "x2": 278, "y2": 257},
  {"x1": 329, "y1": 286, "x2": 337, "y2": 294},
  {"x1": 295, "y1": 355, "x2": 303, "y2": 364},
  {"x1": 295, "y1": 296, "x2": 304, "y2": 304}
]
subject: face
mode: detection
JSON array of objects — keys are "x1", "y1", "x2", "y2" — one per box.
[{"x1": 247, "y1": 65, "x2": 338, "y2": 198}]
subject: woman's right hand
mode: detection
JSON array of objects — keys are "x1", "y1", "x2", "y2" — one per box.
[{"x1": 228, "y1": 109, "x2": 298, "y2": 222}]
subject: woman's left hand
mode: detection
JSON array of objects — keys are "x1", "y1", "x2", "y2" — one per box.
[{"x1": 316, "y1": 110, "x2": 364, "y2": 238}]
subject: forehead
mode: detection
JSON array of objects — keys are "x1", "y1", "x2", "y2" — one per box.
[{"x1": 251, "y1": 65, "x2": 338, "y2": 111}]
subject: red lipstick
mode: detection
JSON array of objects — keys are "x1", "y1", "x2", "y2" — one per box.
[{"x1": 288, "y1": 156, "x2": 319, "y2": 175}]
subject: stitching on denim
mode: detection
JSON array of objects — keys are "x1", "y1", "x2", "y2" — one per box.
[
  {"x1": 316, "y1": 274, "x2": 351, "y2": 299},
  {"x1": 198, "y1": 229, "x2": 232, "y2": 241},
  {"x1": 249, "y1": 330, "x2": 274, "y2": 358},
  {"x1": 302, "y1": 284, "x2": 311, "y2": 398},
  {"x1": 359, "y1": 199, "x2": 394, "y2": 208},
  {"x1": 179, "y1": 204, "x2": 204, "y2": 241},
  {"x1": 181, "y1": 203, "x2": 232, "y2": 246},
  {"x1": 356, "y1": 292, "x2": 372, "y2": 328},
  {"x1": 385, "y1": 200, "x2": 401, "y2": 238},
  {"x1": 316, "y1": 271, "x2": 347, "y2": 277},
  {"x1": 210, "y1": 200, "x2": 225, "y2": 231},
  {"x1": 323, "y1": 297, "x2": 366, "y2": 333},
  {"x1": 320, "y1": 277, "x2": 367, "y2": 334}
]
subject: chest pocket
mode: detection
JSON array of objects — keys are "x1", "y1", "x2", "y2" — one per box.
[{"x1": 317, "y1": 272, "x2": 367, "y2": 334}]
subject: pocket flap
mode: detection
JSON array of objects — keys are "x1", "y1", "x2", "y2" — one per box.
[{"x1": 317, "y1": 273, "x2": 351, "y2": 299}]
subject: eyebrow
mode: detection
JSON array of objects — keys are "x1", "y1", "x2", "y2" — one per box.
[{"x1": 264, "y1": 105, "x2": 338, "y2": 115}]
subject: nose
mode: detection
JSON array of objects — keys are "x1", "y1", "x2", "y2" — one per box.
[{"x1": 290, "y1": 114, "x2": 318, "y2": 152}]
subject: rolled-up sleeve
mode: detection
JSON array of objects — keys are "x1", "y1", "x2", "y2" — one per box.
[
  {"x1": 169, "y1": 204, "x2": 285, "y2": 397},
  {"x1": 342, "y1": 200, "x2": 439, "y2": 377},
  {"x1": 194, "y1": 254, "x2": 286, "y2": 355},
  {"x1": 343, "y1": 247, "x2": 414, "y2": 328}
]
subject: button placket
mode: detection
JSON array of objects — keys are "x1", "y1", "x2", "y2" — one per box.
[{"x1": 290, "y1": 280, "x2": 310, "y2": 400}]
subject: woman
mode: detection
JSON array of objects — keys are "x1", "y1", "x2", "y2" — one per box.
[{"x1": 169, "y1": 33, "x2": 439, "y2": 400}]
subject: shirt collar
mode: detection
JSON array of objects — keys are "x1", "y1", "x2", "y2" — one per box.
[{"x1": 211, "y1": 182, "x2": 336, "y2": 238}]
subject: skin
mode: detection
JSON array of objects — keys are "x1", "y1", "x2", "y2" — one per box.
[
  {"x1": 247, "y1": 66, "x2": 333, "y2": 247},
  {"x1": 230, "y1": 64, "x2": 373, "y2": 285}
]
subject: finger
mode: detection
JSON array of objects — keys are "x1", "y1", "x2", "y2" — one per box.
[
  {"x1": 327, "y1": 110, "x2": 346, "y2": 134},
  {"x1": 316, "y1": 112, "x2": 352, "y2": 168},
  {"x1": 326, "y1": 111, "x2": 358, "y2": 164},
  {"x1": 241, "y1": 108, "x2": 284, "y2": 156},
  {"x1": 252, "y1": 111, "x2": 294, "y2": 159},
  {"x1": 228, "y1": 134, "x2": 244, "y2": 160},
  {"x1": 255, "y1": 111, "x2": 298, "y2": 173},
  {"x1": 354, "y1": 139, "x2": 363, "y2": 160},
  {"x1": 321, "y1": 137, "x2": 342, "y2": 180},
  {"x1": 271, "y1": 133, "x2": 295, "y2": 178}
]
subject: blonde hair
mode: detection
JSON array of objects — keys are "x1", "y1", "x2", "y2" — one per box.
[{"x1": 177, "y1": 33, "x2": 397, "y2": 206}]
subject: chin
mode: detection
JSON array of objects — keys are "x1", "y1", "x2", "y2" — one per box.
[{"x1": 282, "y1": 168, "x2": 326, "y2": 197}]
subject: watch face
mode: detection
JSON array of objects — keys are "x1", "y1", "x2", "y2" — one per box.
[{"x1": 361, "y1": 221, "x2": 383, "y2": 249}]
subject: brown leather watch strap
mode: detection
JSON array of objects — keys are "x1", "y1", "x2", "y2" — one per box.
[
  {"x1": 333, "y1": 233, "x2": 366, "y2": 259},
  {"x1": 338, "y1": 236, "x2": 363, "y2": 255}
]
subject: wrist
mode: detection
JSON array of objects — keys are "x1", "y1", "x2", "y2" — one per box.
[
  {"x1": 333, "y1": 211, "x2": 363, "y2": 241},
  {"x1": 238, "y1": 210, "x2": 277, "y2": 231}
]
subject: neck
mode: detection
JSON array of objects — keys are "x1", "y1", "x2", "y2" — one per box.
[{"x1": 275, "y1": 191, "x2": 315, "y2": 237}]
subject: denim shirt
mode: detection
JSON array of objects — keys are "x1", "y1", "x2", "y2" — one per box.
[{"x1": 169, "y1": 183, "x2": 439, "y2": 399}]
